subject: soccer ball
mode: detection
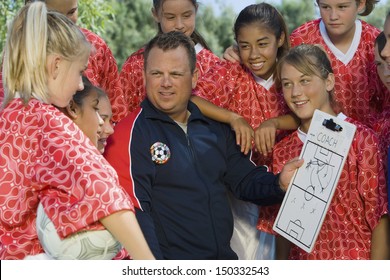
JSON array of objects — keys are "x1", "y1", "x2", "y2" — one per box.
[
  {"x1": 150, "y1": 142, "x2": 171, "y2": 164},
  {"x1": 36, "y1": 203, "x2": 122, "y2": 260}
]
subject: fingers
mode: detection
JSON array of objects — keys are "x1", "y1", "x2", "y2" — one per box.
[
  {"x1": 234, "y1": 127, "x2": 254, "y2": 155},
  {"x1": 279, "y1": 157, "x2": 304, "y2": 191},
  {"x1": 222, "y1": 46, "x2": 241, "y2": 63},
  {"x1": 254, "y1": 128, "x2": 276, "y2": 156}
]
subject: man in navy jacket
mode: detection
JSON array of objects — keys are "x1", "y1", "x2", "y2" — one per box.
[{"x1": 105, "y1": 31, "x2": 303, "y2": 260}]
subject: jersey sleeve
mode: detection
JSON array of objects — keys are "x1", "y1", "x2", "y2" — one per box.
[
  {"x1": 37, "y1": 111, "x2": 133, "y2": 239},
  {"x1": 195, "y1": 60, "x2": 239, "y2": 109}
]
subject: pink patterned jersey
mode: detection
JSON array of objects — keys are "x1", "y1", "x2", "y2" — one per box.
[
  {"x1": 0, "y1": 28, "x2": 124, "y2": 122},
  {"x1": 257, "y1": 118, "x2": 388, "y2": 260},
  {"x1": 290, "y1": 19, "x2": 389, "y2": 128},
  {"x1": 118, "y1": 45, "x2": 221, "y2": 122},
  {"x1": 195, "y1": 60, "x2": 290, "y2": 165},
  {"x1": 0, "y1": 99, "x2": 133, "y2": 260},
  {"x1": 80, "y1": 28, "x2": 125, "y2": 123}
]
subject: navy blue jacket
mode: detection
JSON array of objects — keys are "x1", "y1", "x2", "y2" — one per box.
[{"x1": 105, "y1": 99, "x2": 285, "y2": 260}]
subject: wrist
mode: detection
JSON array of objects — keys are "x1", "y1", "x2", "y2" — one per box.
[{"x1": 228, "y1": 112, "x2": 242, "y2": 125}]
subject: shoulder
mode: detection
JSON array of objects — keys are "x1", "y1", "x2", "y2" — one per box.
[
  {"x1": 121, "y1": 48, "x2": 145, "y2": 72},
  {"x1": 346, "y1": 117, "x2": 380, "y2": 147},
  {"x1": 290, "y1": 19, "x2": 322, "y2": 46},
  {"x1": 203, "y1": 59, "x2": 247, "y2": 78},
  {"x1": 360, "y1": 20, "x2": 381, "y2": 40},
  {"x1": 79, "y1": 27, "x2": 109, "y2": 47},
  {"x1": 197, "y1": 48, "x2": 219, "y2": 60},
  {"x1": 291, "y1": 19, "x2": 321, "y2": 36}
]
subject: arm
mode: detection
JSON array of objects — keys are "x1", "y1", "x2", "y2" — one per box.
[
  {"x1": 254, "y1": 113, "x2": 300, "y2": 155},
  {"x1": 370, "y1": 215, "x2": 390, "y2": 259},
  {"x1": 100, "y1": 210, "x2": 155, "y2": 260},
  {"x1": 224, "y1": 122, "x2": 303, "y2": 204},
  {"x1": 191, "y1": 95, "x2": 253, "y2": 155}
]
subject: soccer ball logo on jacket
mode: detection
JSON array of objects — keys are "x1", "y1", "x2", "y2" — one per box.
[{"x1": 150, "y1": 142, "x2": 171, "y2": 164}]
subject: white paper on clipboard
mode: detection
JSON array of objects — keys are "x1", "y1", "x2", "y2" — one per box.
[{"x1": 273, "y1": 109, "x2": 356, "y2": 253}]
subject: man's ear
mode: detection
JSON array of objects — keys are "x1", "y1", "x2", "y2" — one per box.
[
  {"x1": 192, "y1": 68, "x2": 199, "y2": 89},
  {"x1": 65, "y1": 100, "x2": 80, "y2": 120}
]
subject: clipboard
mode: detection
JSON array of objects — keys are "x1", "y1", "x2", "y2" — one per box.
[{"x1": 273, "y1": 109, "x2": 357, "y2": 253}]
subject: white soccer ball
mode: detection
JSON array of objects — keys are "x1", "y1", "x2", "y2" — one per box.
[{"x1": 36, "y1": 203, "x2": 122, "y2": 260}]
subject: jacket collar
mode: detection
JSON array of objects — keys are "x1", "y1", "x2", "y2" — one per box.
[{"x1": 141, "y1": 98, "x2": 210, "y2": 125}]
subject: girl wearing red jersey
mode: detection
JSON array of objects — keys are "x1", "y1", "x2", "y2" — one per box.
[
  {"x1": 258, "y1": 44, "x2": 389, "y2": 259},
  {"x1": 0, "y1": 2, "x2": 154, "y2": 260}
]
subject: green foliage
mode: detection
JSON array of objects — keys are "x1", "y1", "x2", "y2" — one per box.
[
  {"x1": 275, "y1": 0, "x2": 316, "y2": 34},
  {"x1": 197, "y1": 4, "x2": 236, "y2": 56},
  {"x1": 0, "y1": 0, "x2": 24, "y2": 55},
  {"x1": 363, "y1": 0, "x2": 390, "y2": 30},
  {"x1": 103, "y1": 0, "x2": 156, "y2": 69},
  {"x1": 77, "y1": 0, "x2": 115, "y2": 36}
]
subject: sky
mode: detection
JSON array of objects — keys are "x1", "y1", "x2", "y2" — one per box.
[{"x1": 199, "y1": 0, "x2": 282, "y2": 15}]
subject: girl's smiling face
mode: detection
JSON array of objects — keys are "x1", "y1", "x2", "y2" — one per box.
[
  {"x1": 237, "y1": 22, "x2": 284, "y2": 80},
  {"x1": 281, "y1": 63, "x2": 335, "y2": 133}
]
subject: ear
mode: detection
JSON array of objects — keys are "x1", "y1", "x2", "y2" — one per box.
[
  {"x1": 151, "y1": 7, "x2": 160, "y2": 23},
  {"x1": 191, "y1": 68, "x2": 198, "y2": 89},
  {"x1": 357, "y1": 0, "x2": 366, "y2": 14},
  {"x1": 278, "y1": 32, "x2": 286, "y2": 48},
  {"x1": 326, "y1": 73, "x2": 335, "y2": 92},
  {"x1": 65, "y1": 100, "x2": 81, "y2": 120},
  {"x1": 47, "y1": 54, "x2": 62, "y2": 80}
]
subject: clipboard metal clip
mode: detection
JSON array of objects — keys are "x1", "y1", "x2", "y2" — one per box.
[{"x1": 322, "y1": 118, "x2": 343, "y2": 132}]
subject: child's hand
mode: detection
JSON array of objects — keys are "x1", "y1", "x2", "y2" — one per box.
[
  {"x1": 254, "y1": 119, "x2": 278, "y2": 156},
  {"x1": 229, "y1": 115, "x2": 254, "y2": 155},
  {"x1": 221, "y1": 45, "x2": 241, "y2": 63}
]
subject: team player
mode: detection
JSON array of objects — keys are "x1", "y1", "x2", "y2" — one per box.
[{"x1": 257, "y1": 44, "x2": 389, "y2": 259}]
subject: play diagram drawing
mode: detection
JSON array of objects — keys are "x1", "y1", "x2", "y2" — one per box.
[{"x1": 273, "y1": 110, "x2": 356, "y2": 252}]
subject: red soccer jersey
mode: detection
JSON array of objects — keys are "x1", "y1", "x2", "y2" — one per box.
[
  {"x1": 196, "y1": 60, "x2": 290, "y2": 166},
  {"x1": 257, "y1": 116, "x2": 388, "y2": 260},
  {"x1": 118, "y1": 44, "x2": 221, "y2": 122},
  {"x1": 0, "y1": 70, "x2": 3, "y2": 105},
  {"x1": 0, "y1": 98, "x2": 133, "y2": 259},
  {"x1": 80, "y1": 28, "x2": 124, "y2": 123},
  {"x1": 290, "y1": 19, "x2": 389, "y2": 128}
]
